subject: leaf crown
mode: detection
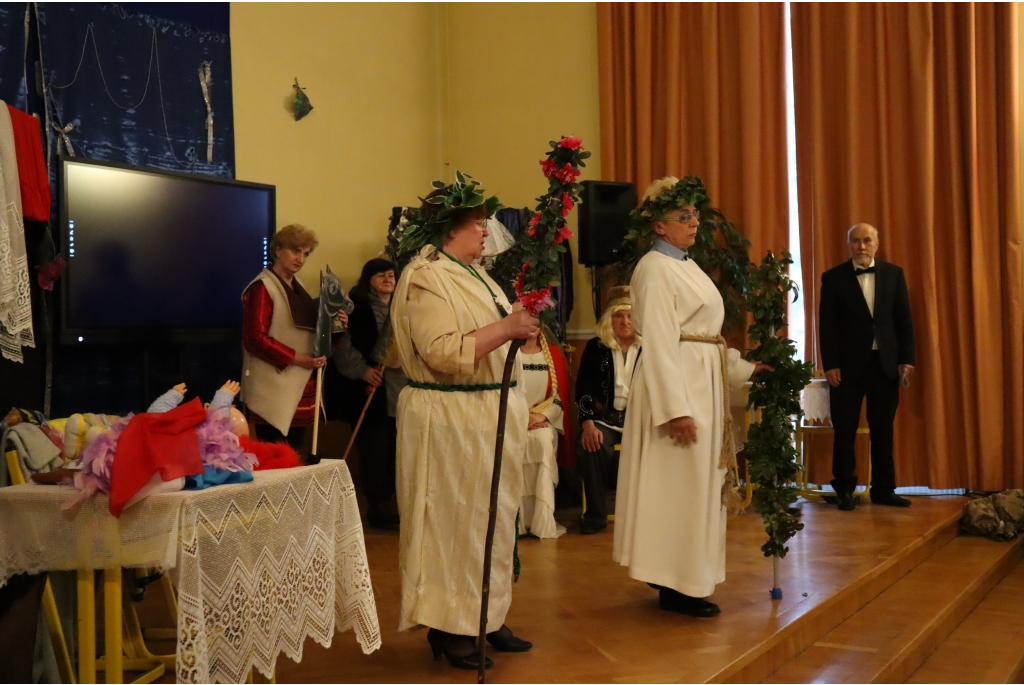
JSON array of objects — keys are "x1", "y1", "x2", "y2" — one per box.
[
  {"x1": 397, "y1": 170, "x2": 501, "y2": 258},
  {"x1": 623, "y1": 174, "x2": 710, "y2": 257}
]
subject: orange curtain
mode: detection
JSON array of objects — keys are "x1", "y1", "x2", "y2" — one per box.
[
  {"x1": 793, "y1": 3, "x2": 1024, "y2": 490},
  {"x1": 597, "y1": 2, "x2": 789, "y2": 261}
]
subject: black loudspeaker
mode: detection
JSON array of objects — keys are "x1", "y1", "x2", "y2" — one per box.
[{"x1": 578, "y1": 180, "x2": 637, "y2": 266}]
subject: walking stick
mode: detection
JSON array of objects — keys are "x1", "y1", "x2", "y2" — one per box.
[
  {"x1": 342, "y1": 384, "x2": 378, "y2": 461},
  {"x1": 311, "y1": 366, "x2": 324, "y2": 456},
  {"x1": 477, "y1": 338, "x2": 524, "y2": 684}
]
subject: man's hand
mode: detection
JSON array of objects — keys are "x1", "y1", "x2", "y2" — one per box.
[
  {"x1": 899, "y1": 364, "x2": 915, "y2": 378},
  {"x1": 667, "y1": 416, "x2": 697, "y2": 446},
  {"x1": 581, "y1": 420, "x2": 604, "y2": 452},
  {"x1": 528, "y1": 413, "x2": 549, "y2": 430},
  {"x1": 825, "y1": 368, "x2": 842, "y2": 387},
  {"x1": 363, "y1": 367, "x2": 384, "y2": 387}
]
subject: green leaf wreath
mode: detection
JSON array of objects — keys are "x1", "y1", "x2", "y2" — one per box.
[
  {"x1": 743, "y1": 251, "x2": 813, "y2": 563},
  {"x1": 614, "y1": 174, "x2": 752, "y2": 331}
]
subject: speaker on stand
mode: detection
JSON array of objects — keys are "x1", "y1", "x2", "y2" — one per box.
[{"x1": 578, "y1": 180, "x2": 637, "y2": 318}]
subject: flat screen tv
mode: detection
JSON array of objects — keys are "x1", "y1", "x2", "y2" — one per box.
[{"x1": 60, "y1": 158, "x2": 275, "y2": 344}]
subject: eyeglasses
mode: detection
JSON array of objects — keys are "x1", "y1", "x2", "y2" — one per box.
[{"x1": 661, "y1": 211, "x2": 700, "y2": 223}]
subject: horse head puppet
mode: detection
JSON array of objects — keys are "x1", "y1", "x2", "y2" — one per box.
[{"x1": 314, "y1": 265, "x2": 355, "y2": 357}]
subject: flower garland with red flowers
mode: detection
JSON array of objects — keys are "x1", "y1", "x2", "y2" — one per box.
[{"x1": 513, "y1": 136, "x2": 590, "y2": 325}]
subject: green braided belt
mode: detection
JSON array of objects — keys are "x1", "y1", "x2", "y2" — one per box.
[{"x1": 407, "y1": 380, "x2": 517, "y2": 392}]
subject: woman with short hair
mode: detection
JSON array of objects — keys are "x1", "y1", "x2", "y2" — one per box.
[
  {"x1": 241, "y1": 224, "x2": 346, "y2": 449},
  {"x1": 391, "y1": 175, "x2": 538, "y2": 670}
]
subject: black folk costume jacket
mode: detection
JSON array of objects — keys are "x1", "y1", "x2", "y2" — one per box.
[{"x1": 575, "y1": 337, "x2": 642, "y2": 430}]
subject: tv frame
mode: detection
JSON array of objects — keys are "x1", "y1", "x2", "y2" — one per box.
[{"x1": 58, "y1": 156, "x2": 276, "y2": 345}]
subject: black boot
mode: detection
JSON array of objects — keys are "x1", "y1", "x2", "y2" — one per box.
[
  {"x1": 486, "y1": 624, "x2": 532, "y2": 652},
  {"x1": 426, "y1": 629, "x2": 493, "y2": 670},
  {"x1": 836, "y1": 491, "x2": 856, "y2": 511},
  {"x1": 658, "y1": 588, "x2": 721, "y2": 617}
]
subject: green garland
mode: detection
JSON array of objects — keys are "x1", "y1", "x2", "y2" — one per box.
[
  {"x1": 396, "y1": 171, "x2": 501, "y2": 260},
  {"x1": 744, "y1": 251, "x2": 813, "y2": 564},
  {"x1": 615, "y1": 174, "x2": 752, "y2": 331}
]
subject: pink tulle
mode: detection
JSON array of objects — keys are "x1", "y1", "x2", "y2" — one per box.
[
  {"x1": 63, "y1": 415, "x2": 132, "y2": 510},
  {"x1": 196, "y1": 408, "x2": 258, "y2": 472}
]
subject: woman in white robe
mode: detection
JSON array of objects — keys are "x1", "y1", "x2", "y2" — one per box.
[
  {"x1": 613, "y1": 177, "x2": 769, "y2": 617},
  {"x1": 518, "y1": 329, "x2": 570, "y2": 539},
  {"x1": 391, "y1": 183, "x2": 539, "y2": 671}
]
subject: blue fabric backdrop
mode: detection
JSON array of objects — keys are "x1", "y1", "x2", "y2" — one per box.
[{"x1": 37, "y1": 2, "x2": 234, "y2": 177}]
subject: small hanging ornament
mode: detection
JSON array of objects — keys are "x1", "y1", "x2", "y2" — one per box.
[{"x1": 292, "y1": 78, "x2": 313, "y2": 121}]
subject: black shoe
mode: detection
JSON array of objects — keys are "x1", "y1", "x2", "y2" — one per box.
[
  {"x1": 836, "y1": 491, "x2": 856, "y2": 511},
  {"x1": 427, "y1": 629, "x2": 493, "y2": 670},
  {"x1": 486, "y1": 624, "x2": 532, "y2": 652},
  {"x1": 658, "y1": 589, "x2": 721, "y2": 617},
  {"x1": 871, "y1": 492, "x2": 911, "y2": 507},
  {"x1": 580, "y1": 519, "x2": 607, "y2": 535},
  {"x1": 367, "y1": 505, "x2": 400, "y2": 530}
]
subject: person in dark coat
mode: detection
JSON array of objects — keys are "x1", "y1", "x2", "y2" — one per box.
[
  {"x1": 819, "y1": 223, "x2": 916, "y2": 511},
  {"x1": 332, "y1": 258, "x2": 407, "y2": 528},
  {"x1": 575, "y1": 286, "x2": 641, "y2": 534}
]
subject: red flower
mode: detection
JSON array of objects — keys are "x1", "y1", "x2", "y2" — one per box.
[
  {"x1": 527, "y1": 212, "x2": 541, "y2": 237},
  {"x1": 555, "y1": 163, "x2": 580, "y2": 185},
  {"x1": 558, "y1": 136, "x2": 583, "y2": 150},
  {"x1": 540, "y1": 158, "x2": 558, "y2": 179},
  {"x1": 514, "y1": 261, "x2": 530, "y2": 296},
  {"x1": 519, "y1": 286, "x2": 554, "y2": 315},
  {"x1": 554, "y1": 224, "x2": 573, "y2": 245},
  {"x1": 561, "y1": 192, "x2": 575, "y2": 218}
]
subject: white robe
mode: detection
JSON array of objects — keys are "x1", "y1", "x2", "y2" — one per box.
[
  {"x1": 519, "y1": 350, "x2": 566, "y2": 539},
  {"x1": 391, "y1": 246, "x2": 528, "y2": 634},
  {"x1": 613, "y1": 251, "x2": 754, "y2": 598}
]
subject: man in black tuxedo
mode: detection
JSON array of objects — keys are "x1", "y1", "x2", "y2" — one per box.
[{"x1": 819, "y1": 223, "x2": 916, "y2": 511}]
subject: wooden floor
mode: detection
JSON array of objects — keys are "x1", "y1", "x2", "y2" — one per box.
[{"x1": 257, "y1": 496, "x2": 974, "y2": 684}]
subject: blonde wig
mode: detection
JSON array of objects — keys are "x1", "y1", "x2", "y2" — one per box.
[{"x1": 595, "y1": 303, "x2": 640, "y2": 350}]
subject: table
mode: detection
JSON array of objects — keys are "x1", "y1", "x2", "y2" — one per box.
[{"x1": 0, "y1": 460, "x2": 381, "y2": 683}]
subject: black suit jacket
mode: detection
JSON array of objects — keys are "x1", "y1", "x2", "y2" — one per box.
[{"x1": 819, "y1": 259, "x2": 915, "y2": 379}]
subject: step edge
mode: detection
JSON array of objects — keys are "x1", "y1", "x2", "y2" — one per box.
[
  {"x1": 705, "y1": 507, "x2": 963, "y2": 684},
  {"x1": 872, "y1": 538, "x2": 1024, "y2": 683}
]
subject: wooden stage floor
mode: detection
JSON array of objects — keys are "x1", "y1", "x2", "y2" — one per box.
[{"x1": 273, "y1": 495, "x2": 969, "y2": 684}]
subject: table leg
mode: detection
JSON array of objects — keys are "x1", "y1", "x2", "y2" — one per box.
[
  {"x1": 78, "y1": 569, "x2": 96, "y2": 684},
  {"x1": 103, "y1": 568, "x2": 122, "y2": 684}
]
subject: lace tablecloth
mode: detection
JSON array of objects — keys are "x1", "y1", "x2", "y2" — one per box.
[
  {"x1": 0, "y1": 459, "x2": 381, "y2": 683},
  {"x1": 801, "y1": 378, "x2": 832, "y2": 422}
]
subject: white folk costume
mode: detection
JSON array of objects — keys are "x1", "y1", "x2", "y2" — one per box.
[
  {"x1": 613, "y1": 241, "x2": 755, "y2": 598},
  {"x1": 519, "y1": 345, "x2": 567, "y2": 539},
  {"x1": 391, "y1": 245, "x2": 528, "y2": 635}
]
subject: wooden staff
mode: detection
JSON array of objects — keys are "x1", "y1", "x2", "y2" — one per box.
[
  {"x1": 311, "y1": 366, "x2": 324, "y2": 456},
  {"x1": 342, "y1": 384, "x2": 378, "y2": 461},
  {"x1": 477, "y1": 338, "x2": 524, "y2": 684}
]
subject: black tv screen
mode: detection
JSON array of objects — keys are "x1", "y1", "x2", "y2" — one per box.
[{"x1": 60, "y1": 158, "x2": 274, "y2": 343}]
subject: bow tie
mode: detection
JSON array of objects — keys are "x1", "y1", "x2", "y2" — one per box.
[{"x1": 855, "y1": 266, "x2": 875, "y2": 275}]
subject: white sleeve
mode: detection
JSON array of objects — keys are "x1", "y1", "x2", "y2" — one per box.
[{"x1": 726, "y1": 348, "x2": 756, "y2": 405}]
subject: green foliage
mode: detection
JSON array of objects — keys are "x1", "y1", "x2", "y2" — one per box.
[
  {"x1": 744, "y1": 251, "x2": 814, "y2": 559},
  {"x1": 612, "y1": 175, "x2": 752, "y2": 331},
  {"x1": 396, "y1": 171, "x2": 502, "y2": 259}
]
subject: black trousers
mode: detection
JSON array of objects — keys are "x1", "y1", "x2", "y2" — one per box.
[
  {"x1": 355, "y1": 414, "x2": 397, "y2": 509},
  {"x1": 576, "y1": 423, "x2": 621, "y2": 528},
  {"x1": 254, "y1": 422, "x2": 308, "y2": 452},
  {"x1": 829, "y1": 352, "x2": 900, "y2": 496}
]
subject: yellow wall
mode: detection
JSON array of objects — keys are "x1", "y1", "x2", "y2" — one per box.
[{"x1": 231, "y1": 2, "x2": 601, "y2": 332}]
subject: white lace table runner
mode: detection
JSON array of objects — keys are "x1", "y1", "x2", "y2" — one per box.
[
  {"x1": 0, "y1": 460, "x2": 381, "y2": 683},
  {"x1": 801, "y1": 378, "x2": 832, "y2": 423}
]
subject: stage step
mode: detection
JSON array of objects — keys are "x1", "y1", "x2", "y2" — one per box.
[
  {"x1": 762, "y1": 535, "x2": 1024, "y2": 684},
  {"x1": 906, "y1": 557, "x2": 1024, "y2": 684}
]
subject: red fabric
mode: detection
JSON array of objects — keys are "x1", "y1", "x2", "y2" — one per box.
[
  {"x1": 6, "y1": 105, "x2": 50, "y2": 222},
  {"x1": 242, "y1": 281, "x2": 296, "y2": 370},
  {"x1": 545, "y1": 341, "x2": 575, "y2": 469},
  {"x1": 108, "y1": 398, "x2": 206, "y2": 517},
  {"x1": 238, "y1": 435, "x2": 304, "y2": 470}
]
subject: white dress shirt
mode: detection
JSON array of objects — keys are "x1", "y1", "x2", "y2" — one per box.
[
  {"x1": 611, "y1": 342, "x2": 640, "y2": 411},
  {"x1": 855, "y1": 258, "x2": 878, "y2": 350}
]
